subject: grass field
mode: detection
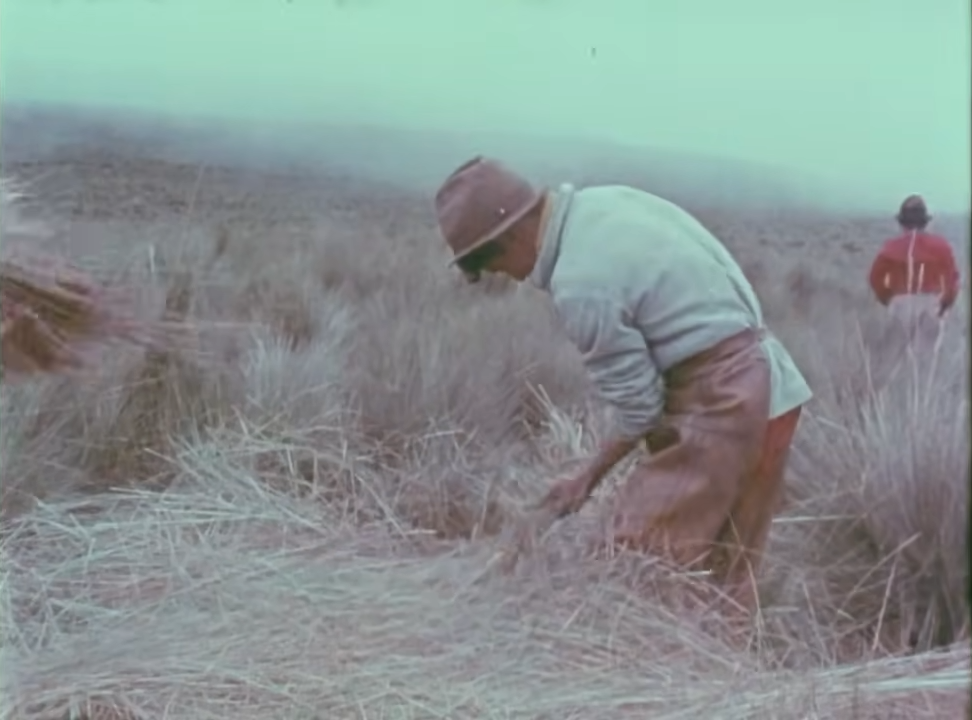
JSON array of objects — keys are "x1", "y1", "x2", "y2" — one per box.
[{"x1": 1, "y1": 137, "x2": 969, "y2": 719}]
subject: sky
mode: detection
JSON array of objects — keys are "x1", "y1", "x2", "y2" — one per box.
[{"x1": 2, "y1": 0, "x2": 970, "y2": 211}]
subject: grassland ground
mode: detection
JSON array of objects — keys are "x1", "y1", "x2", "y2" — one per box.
[{"x1": 1, "y1": 142, "x2": 969, "y2": 719}]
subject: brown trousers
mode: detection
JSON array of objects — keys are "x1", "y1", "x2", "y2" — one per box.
[{"x1": 610, "y1": 328, "x2": 802, "y2": 611}]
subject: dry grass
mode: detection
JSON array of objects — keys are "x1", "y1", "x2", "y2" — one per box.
[{"x1": 1, "y1": 166, "x2": 969, "y2": 719}]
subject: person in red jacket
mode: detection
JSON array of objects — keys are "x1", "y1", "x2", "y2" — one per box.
[{"x1": 868, "y1": 195, "x2": 960, "y2": 339}]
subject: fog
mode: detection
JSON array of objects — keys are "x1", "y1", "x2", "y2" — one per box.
[{"x1": 2, "y1": 0, "x2": 970, "y2": 212}]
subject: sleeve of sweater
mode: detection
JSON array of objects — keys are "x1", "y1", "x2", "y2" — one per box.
[
  {"x1": 556, "y1": 293, "x2": 663, "y2": 440},
  {"x1": 868, "y1": 249, "x2": 895, "y2": 306}
]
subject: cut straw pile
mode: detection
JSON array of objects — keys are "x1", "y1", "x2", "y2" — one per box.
[
  {"x1": 1, "y1": 183, "x2": 179, "y2": 379},
  {"x1": 2, "y1": 451, "x2": 968, "y2": 720},
  {"x1": 1, "y1": 255, "x2": 124, "y2": 374}
]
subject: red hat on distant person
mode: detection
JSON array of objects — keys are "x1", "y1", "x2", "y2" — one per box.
[{"x1": 434, "y1": 156, "x2": 544, "y2": 265}]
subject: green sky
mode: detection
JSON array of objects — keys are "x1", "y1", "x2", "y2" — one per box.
[{"x1": 2, "y1": 0, "x2": 969, "y2": 211}]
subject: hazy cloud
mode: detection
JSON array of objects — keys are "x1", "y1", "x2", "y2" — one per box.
[{"x1": 2, "y1": 0, "x2": 969, "y2": 211}]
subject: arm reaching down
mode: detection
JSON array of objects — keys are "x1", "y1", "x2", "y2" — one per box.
[
  {"x1": 539, "y1": 294, "x2": 663, "y2": 515},
  {"x1": 560, "y1": 293, "x2": 664, "y2": 440}
]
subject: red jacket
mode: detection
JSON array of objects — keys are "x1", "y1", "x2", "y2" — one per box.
[{"x1": 868, "y1": 231, "x2": 960, "y2": 311}]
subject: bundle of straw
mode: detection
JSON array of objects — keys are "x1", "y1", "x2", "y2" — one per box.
[
  {"x1": 1, "y1": 180, "x2": 169, "y2": 380},
  {"x1": 0, "y1": 254, "x2": 150, "y2": 377}
]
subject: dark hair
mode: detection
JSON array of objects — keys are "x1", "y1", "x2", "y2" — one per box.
[
  {"x1": 456, "y1": 240, "x2": 505, "y2": 282},
  {"x1": 896, "y1": 195, "x2": 931, "y2": 230},
  {"x1": 897, "y1": 209, "x2": 930, "y2": 230}
]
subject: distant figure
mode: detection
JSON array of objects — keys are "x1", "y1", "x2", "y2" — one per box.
[
  {"x1": 434, "y1": 156, "x2": 812, "y2": 615},
  {"x1": 868, "y1": 195, "x2": 960, "y2": 344}
]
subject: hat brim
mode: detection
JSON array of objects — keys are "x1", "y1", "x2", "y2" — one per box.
[{"x1": 446, "y1": 195, "x2": 542, "y2": 267}]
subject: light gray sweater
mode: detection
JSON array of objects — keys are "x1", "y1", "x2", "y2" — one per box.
[{"x1": 529, "y1": 183, "x2": 813, "y2": 439}]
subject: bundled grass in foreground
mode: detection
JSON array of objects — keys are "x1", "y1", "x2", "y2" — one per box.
[
  {"x1": 2, "y1": 464, "x2": 968, "y2": 720},
  {"x1": 0, "y1": 170, "x2": 968, "y2": 718},
  {"x1": 0, "y1": 183, "x2": 161, "y2": 379}
]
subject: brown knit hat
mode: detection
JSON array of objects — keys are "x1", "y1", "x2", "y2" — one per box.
[
  {"x1": 896, "y1": 194, "x2": 931, "y2": 227},
  {"x1": 435, "y1": 156, "x2": 543, "y2": 265}
]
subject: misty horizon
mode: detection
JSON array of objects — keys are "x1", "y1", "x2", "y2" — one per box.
[{"x1": 2, "y1": 0, "x2": 969, "y2": 213}]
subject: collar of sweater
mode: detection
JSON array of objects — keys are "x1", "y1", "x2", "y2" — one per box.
[{"x1": 528, "y1": 183, "x2": 576, "y2": 292}]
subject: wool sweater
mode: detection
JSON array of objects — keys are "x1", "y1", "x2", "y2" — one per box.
[{"x1": 529, "y1": 183, "x2": 813, "y2": 439}]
